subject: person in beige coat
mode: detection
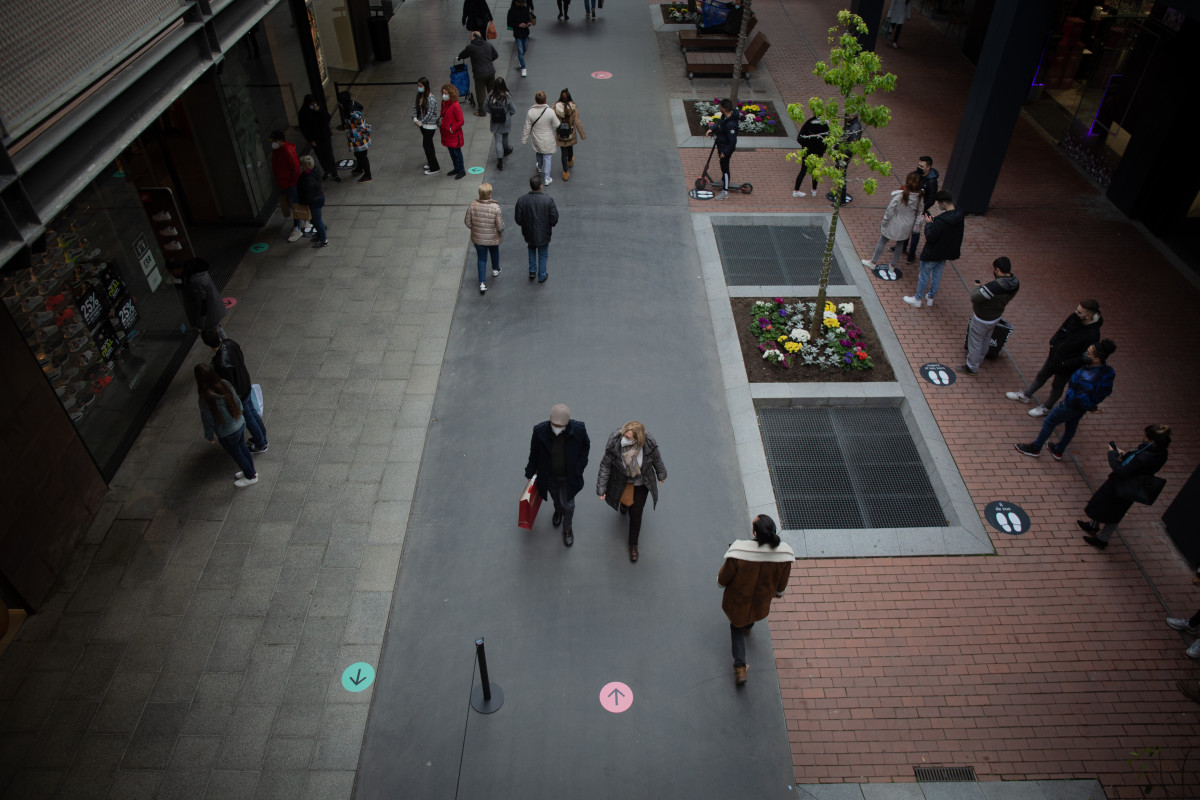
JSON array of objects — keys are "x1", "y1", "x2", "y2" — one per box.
[
  {"x1": 522, "y1": 91, "x2": 561, "y2": 186},
  {"x1": 552, "y1": 89, "x2": 586, "y2": 182},
  {"x1": 464, "y1": 182, "x2": 505, "y2": 294},
  {"x1": 718, "y1": 514, "x2": 794, "y2": 685}
]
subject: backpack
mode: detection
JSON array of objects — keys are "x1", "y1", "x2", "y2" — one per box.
[
  {"x1": 488, "y1": 96, "x2": 507, "y2": 124},
  {"x1": 555, "y1": 103, "x2": 574, "y2": 139}
]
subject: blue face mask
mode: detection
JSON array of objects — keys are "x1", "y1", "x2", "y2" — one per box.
[{"x1": 418, "y1": 86, "x2": 425, "y2": 93}]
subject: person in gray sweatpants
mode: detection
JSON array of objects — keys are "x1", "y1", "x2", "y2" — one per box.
[{"x1": 956, "y1": 256, "x2": 1019, "y2": 375}]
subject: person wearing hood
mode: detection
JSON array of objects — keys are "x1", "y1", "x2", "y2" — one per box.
[
  {"x1": 718, "y1": 514, "x2": 794, "y2": 686},
  {"x1": 905, "y1": 189, "x2": 963, "y2": 308},
  {"x1": 458, "y1": 31, "x2": 499, "y2": 117},
  {"x1": 957, "y1": 256, "x2": 1020, "y2": 375},
  {"x1": 268, "y1": 130, "x2": 305, "y2": 242},
  {"x1": 345, "y1": 110, "x2": 373, "y2": 183},
  {"x1": 177, "y1": 258, "x2": 226, "y2": 337},
  {"x1": 792, "y1": 113, "x2": 828, "y2": 198},
  {"x1": 1006, "y1": 300, "x2": 1103, "y2": 417},
  {"x1": 297, "y1": 95, "x2": 340, "y2": 182}
]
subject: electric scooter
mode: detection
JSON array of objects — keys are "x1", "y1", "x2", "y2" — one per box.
[{"x1": 690, "y1": 141, "x2": 753, "y2": 199}]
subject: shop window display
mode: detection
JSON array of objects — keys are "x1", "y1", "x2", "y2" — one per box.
[{"x1": 0, "y1": 168, "x2": 189, "y2": 477}]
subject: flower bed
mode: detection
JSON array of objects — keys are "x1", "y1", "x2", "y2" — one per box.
[
  {"x1": 731, "y1": 297, "x2": 894, "y2": 383},
  {"x1": 687, "y1": 99, "x2": 781, "y2": 137},
  {"x1": 660, "y1": 3, "x2": 700, "y2": 24}
]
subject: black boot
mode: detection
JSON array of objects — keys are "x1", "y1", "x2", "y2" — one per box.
[{"x1": 497, "y1": 158, "x2": 503, "y2": 171}]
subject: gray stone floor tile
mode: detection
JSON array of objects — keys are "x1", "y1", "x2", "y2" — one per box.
[
  {"x1": 795, "y1": 787, "x2": 867, "y2": 800},
  {"x1": 64, "y1": 562, "x2": 124, "y2": 615},
  {"x1": 215, "y1": 704, "x2": 277, "y2": 770},
  {"x1": 157, "y1": 770, "x2": 213, "y2": 800},
  {"x1": 167, "y1": 734, "x2": 222, "y2": 771},
  {"x1": 205, "y1": 769, "x2": 261, "y2": 799},
  {"x1": 1037, "y1": 780, "x2": 1107, "y2": 800},
  {"x1": 56, "y1": 732, "x2": 127, "y2": 799},
  {"x1": 980, "y1": 781, "x2": 1053, "y2": 799},
  {"x1": 93, "y1": 519, "x2": 149, "y2": 565},
  {"x1": 150, "y1": 638, "x2": 213, "y2": 702},
  {"x1": 3, "y1": 767, "x2": 63, "y2": 798},
  {"x1": 169, "y1": 526, "x2": 221, "y2": 567},
  {"x1": 920, "y1": 784, "x2": 987, "y2": 799},
  {"x1": 93, "y1": 589, "x2": 152, "y2": 642},
  {"x1": 308, "y1": 569, "x2": 357, "y2": 618},
  {"x1": 309, "y1": 704, "x2": 369, "y2": 770},
  {"x1": 321, "y1": 536, "x2": 365, "y2": 571},
  {"x1": 343, "y1": 593, "x2": 390, "y2": 645},
  {"x1": 271, "y1": 704, "x2": 326, "y2": 739},
  {"x1": 352, "y1": 545, "x2": 402, "y2": 593},
  {"x1": 206, "y1": 617, "x2": 265, "y2": 673},
  {"x1": 120, "y1": 702, "x2": 189, "y2": 768},
  {"x1": 176, "y1": 589, "x2": 235, "y2": 643},
  {"x1": 260, "y1": 589, "x2": 313, "y2": 646},
  {"x1": 180, "y1": 673, "x2": 245, "y2": 736},
  {"x1": 119, "y1": 616, "x2": 180, "y2": 672},
  {"x1": 293, "y1": 617, "x2": 346, "y2": 674},
  {"x1": 253, "y1": 769, "x2": 308, "y2": 800},
  {"x1": 237, "y1": 644, "x2": 296, "y2": 706},
  {"x1": 862, "y1": 785, "x2": 927, "y2": 800},
  {"x1": 282, "y1": 669, "x2": 331, "y2": 707},
  {"x1": 198, "y1": 542, "x2": 252, "y2": 590},
  {"x1": 301, "y1": 770, "x2": 355, "y2": 800},
  {"x1": 61, "y1": 642, "x2": 125, "y2": 702},
  {"x1": 263, "y1": 736, "x2": 315, "y2": 771},
  {"x1": 89, "y1": 672, "x2": 156, "y2": 734},
  {"x1": 0, "y1": 670, "x2": 68, "y2": 733},
  {"x1": 26, "y1": 699, "x2": 97, "y2": 768},
  {"x1": 149, "y1": 565, "x2": 202, "y2": 615},
  {"x1": 118, "y1": 541, "x2": 174, "y2": 590},
  {"x1": 106, "y1": 768, "x2": 164, "y2": 798}
]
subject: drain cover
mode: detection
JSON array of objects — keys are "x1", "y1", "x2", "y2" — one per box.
[
  {"x1": 714, "y1": 225, "x2": 850, "y2": 286},
  {"x1": 757, "y1": 407, "x2": 947, "y2": 530},
  {"x1": 914, "y1": 766, "x2": 977, "y2": 782}
]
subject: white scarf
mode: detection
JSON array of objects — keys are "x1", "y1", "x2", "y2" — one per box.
[{"x1": 723, "y1": 539, "x2": 795, "y2": 563}]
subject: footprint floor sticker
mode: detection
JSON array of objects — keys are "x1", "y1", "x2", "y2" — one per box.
[
  {"x1": 920, "y1": 363, "x2": 956, "y2": 386},
  {"x1": 984, "y1": 501, "x2": 1030, "y2": 535}
]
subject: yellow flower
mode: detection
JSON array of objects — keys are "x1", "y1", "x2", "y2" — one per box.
[
  {"x1": 823, "y1": 317, "x2": 840, "y2": 328},
  {"x1": 784, "y1": 341, "x2": 801, "y2": 353},
  {"x1": 777, "y1": 335, "x2": 787, "y2": 342},
  {"x1": 824, "y1": 301, "x2": 836, "y2": 313}
]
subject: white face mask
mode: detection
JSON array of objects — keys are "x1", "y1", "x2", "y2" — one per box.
[
  {"x1": 620, "y1": 437, "x2": 634, "y2": 447},
  {"x1": 271, "y1": 141, "x2": 280, "y2": 149},
  {"x1": 551, "y1": 424, "x2": 565, "y2": 435},
  {"x1": 442, "y1": 94, "x2": 449, "y2": 101}
]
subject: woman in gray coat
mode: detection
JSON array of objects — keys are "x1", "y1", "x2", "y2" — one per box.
[
  {"x1": 596, "y1": 421, "x2": 667, "y2": 563},
  {"x1": 486, "y1": 77, "x2": 517, "y2": 171}
]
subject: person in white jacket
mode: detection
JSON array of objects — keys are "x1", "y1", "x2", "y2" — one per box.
[
  {"x1": 521, "y1": 91, "x2": 561, "y2": 185},
  {"x1": 886, "y1": 0, "x2": 912, "y2": 48},
  {"x1": 861, "y1": 171, "x2": 923, "y2": 279}
]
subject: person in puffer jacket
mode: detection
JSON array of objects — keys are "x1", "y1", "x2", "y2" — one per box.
[
  {"x1": 346, "y1": 110, "x2": 373, "y2": 183},
  {"x1": 1016, "y1": 339, "x2": 1116, "y2": 459}
]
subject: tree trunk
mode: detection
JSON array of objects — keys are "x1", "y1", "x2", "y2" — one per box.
[
  {"x1": 727, "y1": 0, "x2": 752, "y2": 103},
  {"x1": 809, "y1": 163, "x2": 845, "y2": 340}
]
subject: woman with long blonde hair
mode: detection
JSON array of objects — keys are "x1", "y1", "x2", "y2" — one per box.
[{"x1": 596, "y1": 421, "x2": 667, "y2": 563}]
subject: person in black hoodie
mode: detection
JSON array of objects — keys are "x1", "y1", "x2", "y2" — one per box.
[
  {"x1": 298, "y1": 94, "x2": 340, "y2": 182},
  {"x1": 901, "y1": 155, "x2": 938, "y2": 262},
  {"x1": 202, "y1": 328, "x2": 268, "y2": 454},
  {"x1": 1005, "y1": 300, "x2": 1102, "y2": 417},
  {"x1": 462, "y1": 0, "x2": 493, "y2": 33},
  {"x1": 296, "y1": 155, "x2": 327, "y2": 247},
  {"x1": 706, "y1": 99, "x2": 739, "y2": 200},
  {"x1": 957, "y1": 256, "x2": 1020, "y2": 375},
  {"x1": 792, "y1": 114, "x2": 828, "y2": 198},
  {"x1": 1079, "y1": 424, "x2": 1170, "y2": 549},
  {"x1": 904, "y1": 190, "x2": 963, "y2": 308}
]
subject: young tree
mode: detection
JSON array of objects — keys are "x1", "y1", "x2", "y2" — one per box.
[
  {"x1": 787, "y1": 10, "x2": 897, "y2": 340},
  {"x1": 727, "y1": 0, "x2": 753, "y2": 104}
]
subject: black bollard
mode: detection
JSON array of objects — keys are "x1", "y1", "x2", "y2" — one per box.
[{"x1": 470, "y1": 637, "x2": 504, "y2": 713}]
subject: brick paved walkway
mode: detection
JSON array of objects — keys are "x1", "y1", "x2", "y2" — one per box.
[{"x1": 676, "y1": 1, "x2": 1200, "y2": 795}]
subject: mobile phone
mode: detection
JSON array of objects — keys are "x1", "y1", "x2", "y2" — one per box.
[
  {"x1": 974, "y1": 279, "x2": 981, "y2": 284},
  {"x1": 1108, "y1": 441, "x2": 1117, "y2": 450}
]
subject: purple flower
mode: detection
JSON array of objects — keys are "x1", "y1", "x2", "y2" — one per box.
[
  {"x1": 844, "y1": 355, "x2": 853, "y2": 363},
  {"x1": 839, "y1": 339, "x2": 850, "y2": 347},
  {"x1": 777, "y1": 309, "x2": 788, "y2": 318}
]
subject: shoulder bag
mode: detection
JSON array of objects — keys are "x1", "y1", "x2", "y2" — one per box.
[{"x1": 1114, "y1": 473, "x2": 1166, "y2": 505}]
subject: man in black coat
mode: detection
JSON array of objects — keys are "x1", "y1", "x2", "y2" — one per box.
[
  {"x1": 514, "y1": 175, "x2": 559, "y2": 282},
  {"x1": 706, "y1": 98, "x2": 739, "y2": 200},
  {"x1": 904, "y1": 190, "x2": 963, "y2": 308},
  {"x1": 298, "y1": 95, "x2": 340, "y2": 182},
  {"x1": 458, "y1": 31, "x2": 499, "y2": 117},
  {"x1": 202, "y1": 328, "x2": 269, "y2": 453},
  {"x1": 1005, "y1": 300, "x2": 1103, "y2": 417},
  {"x1": 525, "y1": 404, "x2": 590, "y2": 546}
]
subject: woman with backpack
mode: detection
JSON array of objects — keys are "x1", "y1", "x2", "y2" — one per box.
[
  {"x1": 195, "y1": 364, "x2": 257, "y2": 487},
  {"x1": 439, "y1": 83, "x2": 466, "y2": 179},
  {"x1": 411, "y1": 77, "x2": 441, "y2": 176},
  {"x1": 486, "y1": 78, "x2": 517, "y2": 171},
  {"x1": 552, "y1": 88, "x2": 586, "y2": 182}
]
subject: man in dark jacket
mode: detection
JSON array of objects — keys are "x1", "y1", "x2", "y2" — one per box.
[
  {"x1": 298, "y1": 95, "x2": 340, "y2": 182},
  {"x1": 957, "y1": 256, "x2": 1020, "y2": 375},
  {"x1": 705, "y1": 99, "x2": 739, "y2": 200},
  {"x1": 792, "y1": 114, "x2": 828, "y2": 197},
  {"x1": 900, "y1": 155, "x2": 939, "y2": 262},
  {"x1": 1016, "y1": 340, "x2": 1117, "y2": 459},
  {"x1": 202, "y1": 328, "x2": 268, "y2": 453},
  {"x1": 904, "y1": 190, "x2": 963, "y2": 309},
  {"x1": 525, "y1": 404, "x2": 590, "y2": 547},
  {"x1": 458, "y1": 32, "x2": 499, "y2": 117},
  {"x1": 514, "y1": 175, "x2": 559, "y2": 282},
  {"x1": 178, "y1": 258, "x2": 226, "y2": 336},
  {"x1": 825, "y1": 111, "x2": 863, "y2": 206},
  {"x1": 1006, "y1": 300, "x2": 1103, "y2": 417}
]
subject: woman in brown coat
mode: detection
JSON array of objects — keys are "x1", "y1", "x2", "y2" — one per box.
[
  {"x1": 718, "y1": 514, "x2": 794, "y2": 685},
  {"x1": 464, "y1": 182, "x2": 504, "y2": 294},
  {"x1": 596, "y1": 421, "x2": 666, "y2": 563},
  {"x1": 553, "y1": 88, "x2": 586, "y2": 182}
]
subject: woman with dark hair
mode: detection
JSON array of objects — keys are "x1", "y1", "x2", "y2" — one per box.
[
  {"x1": 552, "y1": 88, "x2": 586, "y2": 182},
  {"x1": 298, "y1": 94, "x2": 340, "y2": 181},
  {"x1": 1079, "y1": 423, "x2": 1171, "y2": 549},
  {"x1": 297, "y1": 155, "x2": 327, "y2": 248},
  {"x1": 863, "y1": 170, "x2": 923, "y2": 278},
  {"x1": 718, "y1": 515, "x2": 794, "y2": 685},
  {"x1": 195, "y1": 363, "x2": 257, "y2": 487},
  {"x1": 597, "y1": 421, "x2": 667, "y2": 563},
  {"x1": 462, "y1": 0, "x2": 493, "y2": 33},
  {"x1": 507, "y1": 0, "x2": 533, "y2": 77},
  {"x1": 440, "y1": 83, "x2": 466, "y2": 179},
  {"x1": 486, "y1": 77, "x2": 516, "y2": 170},
  {"x1": 411, "y1": 77, "x2": 441, "y2": 175},
  {"x1": 792, "y1": 112, "x2": 828, "y2": 198}
]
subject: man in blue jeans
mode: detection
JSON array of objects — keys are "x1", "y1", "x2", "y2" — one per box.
[
  {"x1": 1015, "y1": 340, "x2": 1116, "y2": 460},
  {"x1": 904, "y1": 190, "x2": 963, "y2": 309},
  {"x1": 202, "y1": 328, "x2": 268, "y2": 453},
  {"x1": 514, "y1": 175, "x2": 558, "y2": 282}
]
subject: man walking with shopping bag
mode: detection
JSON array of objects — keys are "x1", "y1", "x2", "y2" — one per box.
[{"x1": 524, "y1": 404, "x2": 589, "y2": 547}]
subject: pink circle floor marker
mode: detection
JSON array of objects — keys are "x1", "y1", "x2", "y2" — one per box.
[
  {"x1": 599, "y1": 681, "x2": 632, "y2": 713},
  {"x1": 591, "y1": 71, "x2": 613, "y2": 79}
]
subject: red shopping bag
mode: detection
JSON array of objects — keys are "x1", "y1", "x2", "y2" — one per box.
[{"x1": 518, "y1": 475, "x2": 543, "y2": 529}]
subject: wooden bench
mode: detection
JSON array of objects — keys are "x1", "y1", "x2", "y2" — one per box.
[
  {"x1": 678, "y1": 14, "x2": 757, "y2": 51},
  {"x1": 685, "y1": 32, "x2": 770, "y2": 80}
]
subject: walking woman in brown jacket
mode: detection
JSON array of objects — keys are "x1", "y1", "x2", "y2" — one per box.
[
  {"x1": 464, "y1": 182, "x2": 504, "y2": 294},
  {"x1": 718, "y1": 514, "x2": 794, "y2": 685},
  {"x1": 597, "y1": 421, "x2": 666, "y2": 563},
  {"x1": 553, "y1": 89, "x2": 586, "y2": 181}
]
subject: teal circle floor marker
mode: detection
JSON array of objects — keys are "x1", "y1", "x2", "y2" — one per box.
[
  {"x1": 249, "y1": 243, "x2": 269, "y2": 253},
  {"x1": 467, "y1": 166, "x2": 485, "y2": 174},
  {"x1": 341, "y1": 662, "x2": 376, "y2": 692}
]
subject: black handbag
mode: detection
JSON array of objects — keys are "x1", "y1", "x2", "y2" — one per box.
[{"x1": 1115, "y1": 473, "x2": 1166, "y2": 505}]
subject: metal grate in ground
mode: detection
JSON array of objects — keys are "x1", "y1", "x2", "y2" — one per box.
[
  {"x1": 714, "y1": 224, "x2": 849, "y2": 285},
  {"x1": 757, "y1": 407, "x2": 947, "y2": 530},
  {"x1": 914, "y1": 766, "x2": 978, "y2": 782}
]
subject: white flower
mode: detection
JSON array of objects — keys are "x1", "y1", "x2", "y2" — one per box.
[
  {"x1": 790, "y1": 329, "x2": 811, "y2": 343},
  {"x1": 823, "y1": 310, "x2": 838, "y2": 321},
  {"x1": 838, "y1": 302, "x2": 854, "y2": 315}
]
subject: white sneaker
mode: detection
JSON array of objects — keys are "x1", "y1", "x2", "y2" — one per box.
[
  {"x1": 479, "y1": 282, "x2": 487, "y2": 294},
  {"x1": 1028, "y1": 405, "x2": 1049, "y2": 417},
  {"x1": 492, "y1": 268, "x2": 501, "y2": 277},
  {"x1": 424, "y1": 167, "x2": 440, "y2": 175},
  {"x1": 902, "y1": 295, "x2": 922, "y2": 308},
  {"x1": 287, "y1": 229, "x2": 303, "y2": 243},
  {"x1": 521, "y1": 68, "x2": 527, "y2": 77},
  {"x1": 158, "y1": 226, "x2": 178, "y2": 236},
  {"x1": 544, "y1": 176, "x2": 552, "y2": 185},
  {"x1": 234, "y1": 476, "x2": 258, "y2": 488},
  {"x1": 792, "y1": 191, "x2": 806, "y2": 198},
  {"x1": 860, "y1": 259, "x2": 874, "y2": 268},
  {"x1": 151, "y1": 210, "x2": 172, "y2": 221},
  {"x1": 715, "y1": 190, "x2": 728, "y2": 200},
  {"x1": 1168, "y1": 617, "x2": 1198, "y2": 634},
  {"x1": 163, "y1": 240, "x2": 182, "y2": 251},
  {"x1": 1006, "y1": 391, "x2": 1032, "y2": 403},
  {"x1": 926, "y1": 296, "x2": 934, "y2": 307}
]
